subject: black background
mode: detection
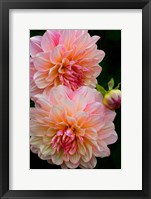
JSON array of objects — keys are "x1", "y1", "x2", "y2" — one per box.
[{"x1": 30, "y1": 30, "x2": 121, "y2": 169}]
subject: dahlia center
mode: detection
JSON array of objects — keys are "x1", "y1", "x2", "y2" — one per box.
[
  {"x1": 58, "y1": 61, "x2": 84, "y2": 90},
  {"x1": 51, "y1": 127, "x2": 82, "y2": 154}
]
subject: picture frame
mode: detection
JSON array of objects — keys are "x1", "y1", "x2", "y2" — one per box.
[{"x1": 0, "y1": 0, "x2": 150, "y2": 198}]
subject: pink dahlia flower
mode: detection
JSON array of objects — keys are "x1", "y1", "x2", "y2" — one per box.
[
  {"x1": 30, "y1": 85, "x2": 117, "y2": 169},
  {"x1": 30, "y1": 30, "x2": 105, "y2": 97}
]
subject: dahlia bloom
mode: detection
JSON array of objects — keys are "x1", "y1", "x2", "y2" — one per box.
[
  {"x1": 30, "y1": 85, "x2": 117, "y2": 169},
  {"x1": 30, "y1": 30, "x2": 105, "y2": 97}
]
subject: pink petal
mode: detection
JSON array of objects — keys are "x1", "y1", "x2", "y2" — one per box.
[
  {"x1": 33, "y1": 52, "x2": 52, "y2": 71},
  {"x1": 85, "y1": 128, "x2": 98, "y2": 140},
  {"x1": 30, "y1": 36, "x2": 43, "y2": 57},
  {"x1": 84, "y1": 102, "x2": 104, "y2": 114},
  {"x1": 74, "y1": 86, "x2": 103, "y2": 104},
  {"x1": 49, "y1": 106, "x2": 65, "y2": 123},
  {"x1": 34, "y1": 71, "x2": 50, "y2": 89},
  {"x1": 30, "y1": 146, "x2": 39, "y2": 154},
  {"x1": 49, "y1": 46, "x2": 64, "y2": 64},
  {"x1": 34, "y1": 95, "x2": 52, "y2": 111},
  {"x1": 97, "y1": 140, "x2": 111, "y2": 157},
  {"x1": 75, "y1": 30, "x2": 88, "y2": 38},
  {"x1": 72, "y1": 94, "x2": 87, "y2": 111},
  {"x1": 104, "y1": 108, "x2": 116, "y2": 122},
  {"x1": 99, "y1": 122, "x2": 118, "y2": 145},
  {"x1": 46, "y1": 85, "x2": 72, "y2": 105},
  {"x1": 41, "y1": 30, "x2": 60, "y2": 51},
  {"x1": 30, "y1": 80, "x2": 43, "y2": 98},
  {"x1": 59, "y1": 30, "x2": 76, "y2": 50},
  {"x1": 46, "y1": 66, "x2": 59, "y2": 82}
]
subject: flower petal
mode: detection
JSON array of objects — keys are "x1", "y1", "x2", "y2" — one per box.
[
  {"x1": 50, "y1": 46, "x2": 64, "y2": 64},
  {"x1": 65, "y1": 161, "x2": 80, "y2": 169},
  {"x1": 69, "y1": 152, "x2": 80, "y2": 164},
  {"x1": 30, "y1": 36, "x2": 42, "y2": 57},
  {"x1": 51, "y1": 151, "x2": 63, "y2": 165},
  {"x1": 34, "y1": 71, "x2": 50, "y2": 89},
  {"x1": 85, "y1": 128, "x2": 98, "y2": 140},
  {"x1": 40, "y1": 144, "x2": 56, "y2": 156},
  {"x1": 41, "y1": 30, "x2": 60, "y2": 51},
  {"x1": 34, "y1": 52, "x2": 52, "y2": 71},
  {"x1": 80, "y1": 155, "x2": 97, "y2": 169}
]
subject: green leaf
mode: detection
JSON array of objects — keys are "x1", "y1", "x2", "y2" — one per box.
[
  {"x1": 115, "y1": 82, "x2": 121, "y2": 89},
  {"x1": 96, "y1": 84, "x2": 107, "y2": 96},
  {"x1": 108, "y1": 78, "x2": 114, "y2": 90}
]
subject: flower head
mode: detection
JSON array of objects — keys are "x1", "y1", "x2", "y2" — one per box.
[
  {"x1": 103, "y1": 89, "x2": 121, "y2": 110},
  {"x1": 30, "y1": 30, "x2": 105, "y2": 97},
  {"x1": 30, "y1": 85, "x2": 117, "y2": 169}
]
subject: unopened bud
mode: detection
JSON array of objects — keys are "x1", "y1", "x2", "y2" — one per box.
[{"x1": 103, "y1": 89, "x2": 121, "y2": 110}]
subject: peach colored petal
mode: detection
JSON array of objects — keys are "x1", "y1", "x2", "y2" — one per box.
[
  {"x1": 74, "y1": 111, "x2": 90, "y2": 128},
  {"x1": 81, "y1": 144, "x2": 93, "y2": 162},
  {"x1": 69, "y1": 152, "x2": 80, "y2": 164},
  {"x1": 49, "y1": 106, "x2": 66, "y2": 123},
  {"x1": 40, "y1": 145, "x2": 56, "y2": 156},
  {"x1": 49, "y1": 46, "x2": 64, "y2": 64},
  {"x1": 30, "y1": 136, "x2": 43, "y2": 147},
  {"x1": 77, "y1": 142, "x2": 86, "y2": 156}
]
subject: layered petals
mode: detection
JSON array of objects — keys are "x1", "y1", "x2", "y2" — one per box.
[
  {"x1": 30, "y1": 30, "x2": 105, "y2": 98},
  {"x1": 30, "y1": 86, "x2": 118, "y2": 169}
]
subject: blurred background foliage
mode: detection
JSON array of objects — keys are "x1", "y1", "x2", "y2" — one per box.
[{"x1": 30, "y1": 30, "x2": 121, "y2": 169}]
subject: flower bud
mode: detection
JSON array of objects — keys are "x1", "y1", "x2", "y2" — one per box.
[{"x1": 103, "y1": 89, "x2": 121, "y2": 110}]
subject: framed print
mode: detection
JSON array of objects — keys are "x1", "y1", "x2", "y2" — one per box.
[
  {"x1": 29, "y1": 29, "x2": 121, "y2": 170},
  {"x1": 0, "y1": 0, "x2": 151, "y2": 198}
]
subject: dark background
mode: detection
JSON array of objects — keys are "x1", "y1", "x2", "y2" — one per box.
[{"x1": 30, "y1": 30, "x2": 121, "y2": 169}]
